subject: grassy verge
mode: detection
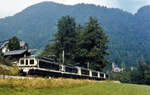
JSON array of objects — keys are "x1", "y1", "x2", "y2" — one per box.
[
  {"x1": 0, "y1": 78, "x2": 95, "y2": 88},
  {"x1": 0, "y1": 78, "x2": 150, "y2": 95}
]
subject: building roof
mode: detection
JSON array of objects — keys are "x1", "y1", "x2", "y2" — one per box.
[
  {"x1": 4, "y1": 50, "x2": 27, "y2": 56},
  {"x1": 0, "y1": 40, "x2": 27, "y2": 49},
  {"x1": 0, "y1": 41, "x2": 9, "y2": 49}
]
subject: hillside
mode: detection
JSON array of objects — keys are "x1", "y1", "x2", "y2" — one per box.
[
  {"x1": 0, "y1": 2, "x2": 150, "y2": 66},
  {"x1": 0, "y1": 79, "x2": 150, "y2": 95}
]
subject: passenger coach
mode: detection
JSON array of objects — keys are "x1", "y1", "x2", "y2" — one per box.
[{"x1": 18, "y1": 56, "x2": 108, "y2": 80}]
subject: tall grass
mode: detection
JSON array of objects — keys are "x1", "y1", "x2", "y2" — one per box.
[
  {"x1": 0, "y1": 78, "x2": 96, "y2": 88},
  {"x1": 0, "y1": 64, "x2": 19, "y2": 75},
  {"x1": 0, "y1": 55, "x2": 19, "y2": 76}
]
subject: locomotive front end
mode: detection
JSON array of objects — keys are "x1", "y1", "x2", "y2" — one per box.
[{"x1": 18, "y1": 57, "x2": 38, "y2": 75}]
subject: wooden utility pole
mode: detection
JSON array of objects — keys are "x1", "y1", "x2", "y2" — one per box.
[
  {"x1": 62, "y1": 50, "x2": 64, "y2": 64},
  {"x1": 87, "y1": 62, "x2": 90, "y2": 69}
]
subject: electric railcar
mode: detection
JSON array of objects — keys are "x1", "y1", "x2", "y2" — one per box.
[{"x1": 18, "y1": 56, "x2": 108, "y2": 80}]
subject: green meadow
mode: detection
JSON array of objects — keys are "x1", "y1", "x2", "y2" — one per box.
[{"x1": 0, "y1": 79, "x2": 150, "y2": 95}]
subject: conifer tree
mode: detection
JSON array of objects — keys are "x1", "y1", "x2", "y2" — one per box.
[
  {"x1": 76, "y1": 16, "x2": 109, "y2": 70},
  {"x1": 8, "y1": 36, "x2": 20, "y2": 51},
  {"x1": 52, "y1": 16, "x2": 77, "y2": 64},
  {"x1": 144, "y1": 62, "x2": 150, "y2": 84}
]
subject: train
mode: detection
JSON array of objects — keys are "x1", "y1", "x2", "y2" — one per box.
[{"x1": 18, "y1": 56, "x2": 109, "y2": 80}]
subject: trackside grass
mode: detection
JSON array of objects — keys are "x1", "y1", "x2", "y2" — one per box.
[
  {"x1": 0, "y1": 78, "x2": 95, "y2": 88},
  {"x1": 0, "y1": 79, "x2": 150, "y2": 95}
]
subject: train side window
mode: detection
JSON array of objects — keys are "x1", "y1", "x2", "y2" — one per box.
[
  {"x1": 81, "y1": 69, "x2": 89, "y2": 75},
  {"x1": 30, "y1": 60, "x2": 34, "y2": 65},
  {"x1": 26, "y1": 60, "x2": 28, "y2": 65},
  {"x1": 20, "y1": 60, "x2": 24, "y2": 65},
  {"x1": 92, "y1": 72, "x2": 98, "y2": 77},
  {"x1": 39, "y1": 61, "x2": 59, "y2": 70},
  {"x1": 65, "y1": 67, "x2": 77, "y2": 73},
  {"x1": 100, "y1": 73, "x2": 104, "y2": 77}
]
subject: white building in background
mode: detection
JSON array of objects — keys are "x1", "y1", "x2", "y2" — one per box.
[
  {"x1": 0, "y1": 40, "x2": 28, "y2": 54},
  {"x1": 112, "y1": 63, "x2": 123, "y2": 72}
]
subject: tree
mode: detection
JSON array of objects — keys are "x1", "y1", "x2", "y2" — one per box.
[
  {"x1": 0, "y1": 49, "x2": 11, "y2": 66},
  {"x1": 76, "y1": 24, "x2": 83, "y2": 33},
  {"x1": 8, "y1": 36, "x2": 20, "y2": 51},
  {"x1": 51, "y1": 16, "x2": 78, "y2": 64},
  {"x1": 144, "y1": 62, "x2": 150, "y2": 84},
  {"x1": 130, "y1": 60, "x2": 146, "y2": 84},
  {"x1": 42, "y1": 16, "x2": 109, "y2": 70},
  {"x1": 0, "y1": 49, "x2": 4, "y2": 57},
  {"x1": 76, "y1": 16, "x2": 109, "y2": 70},
  {"x1": 110, "y1": 72, "x2": 131, "y2": 83},
  {"x1": 0, "y1": 49, "x2": 4, "y2": 64}
]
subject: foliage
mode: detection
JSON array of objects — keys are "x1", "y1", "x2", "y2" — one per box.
[
  {"x1": 130, "y1": 61, "x2": 146, "y2": 84},
  {"x1": 110, "y1": 72, "x2": 131, "y2": 83},
  {"x1": 0, "y1": 49, "x2": 4, "y2": 57},
  {"x1": 110, "y1": 61, "x2": 150, "y2": 85},
  {"x1": 40, "y1": 44, "x2": 55, "y2": 57},
  {"x1": 41, "y1": 16, "x2": 109, "y2": 70},
  {"x1": 53, "y1": 16, "x2": 77, "y2": 64},
  {"x1": 8, "y1": 36, "x2": 20, "y2": 51},
  {"x1": 144, "y1": 62, "x2": 150, "y2": 85},
  {"x1": 0, "y1": 53, "x2": 12, "y2": 66},
  {"x1": 75, "y1": 17, "x2": 109, "y2": 70},
  {"x1": 42, "y1": 16, "x2": 78, "y2": 64}
]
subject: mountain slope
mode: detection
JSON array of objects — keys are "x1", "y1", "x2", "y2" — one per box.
[{"x1": 0, "y1": 2, "x2": 150, "y2": 66}]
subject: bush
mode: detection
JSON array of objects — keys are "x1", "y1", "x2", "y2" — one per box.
[{"x1": 110, "y1": 72, "x2": 131, "y2": 83}]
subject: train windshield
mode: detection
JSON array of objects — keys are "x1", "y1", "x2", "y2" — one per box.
[
  {"x1": 20, "y1": 60, "x2": 24, "y2": 65},
  {"x1": 30, "y1": 60, "x2": 34, "y2": 64}
]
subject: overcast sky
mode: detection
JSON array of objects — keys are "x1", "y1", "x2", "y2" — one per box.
[{"x1": 0, "y1": 0, "x2": 150, "y2": 18}]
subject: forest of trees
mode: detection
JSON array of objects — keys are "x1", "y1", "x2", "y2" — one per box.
[
  {"x1": 41, "y1": 16, "x2": 109, "y2": 71},
  {"x1": 110, "y1": 61, "x2": 150, "y2": 85}
]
